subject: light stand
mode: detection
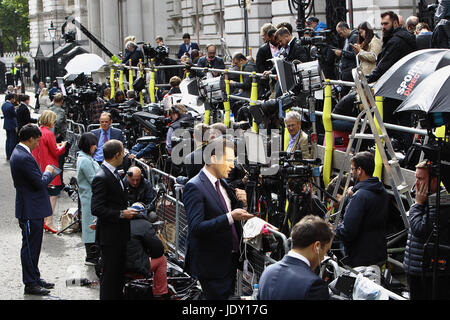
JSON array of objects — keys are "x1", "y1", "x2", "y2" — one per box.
[{"x1": 48, "y1": 21, "x2": 57, "y2": 81}]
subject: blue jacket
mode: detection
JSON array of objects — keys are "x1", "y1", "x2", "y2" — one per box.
[
  {"x1": 315, "y1": 22, "x2": 328, "y2": 32},
  {"x1": 258, "y1": 255, "x2": 329, "y2": 300},
  {"x1": 2, "y1": 100, "x2": 17, "y2": 130},
  {"x1": 177, "y1": 42, "x2": 200, "y2": 59},
  {"x1": 92, "y1": 127, "x2": 125, "y2": 162},
  {"x1": 10, "y1": 144, "x2": 53, "y2": 220},
  {"x1": 182, "y1": 170, "x2": 243, "y2": 280},
  {"x1": 336, "y1": 177, "x2": 389, "y2": 267},
  {"x1": 76, "y1": 151, "x2": 100, "y2": 243},
  {"x1": 403, "y1": 201, "x2": 450, "y2": 276}
]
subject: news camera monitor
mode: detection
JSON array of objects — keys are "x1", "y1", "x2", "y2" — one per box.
[
  {"x1": 295, "y1": 60, "x2": 322, "y2": 93},
  {"x1": 180, "y1": 78, "x2": 200, "y2": 97},
  {"x1": 244, "y1": 131, "x2": 270, "y2": 165},
  {"x1": 56, "y1": 77, "x2": 67, "y2": 96},
  {"x1": 273, "y1": 57, "x2": 297, "y2": 94}
]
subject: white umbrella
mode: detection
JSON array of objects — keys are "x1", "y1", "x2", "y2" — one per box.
[{"x1": 64, "y1": 53, "x2": 106, "y2": 75}]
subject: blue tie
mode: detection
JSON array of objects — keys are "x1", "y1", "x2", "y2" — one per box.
[{"x1": 215, "y1": 180, "x2": 239, "y2": 252}]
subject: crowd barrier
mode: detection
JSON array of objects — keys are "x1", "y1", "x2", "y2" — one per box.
[
  {"x1": 64, "y1": 119, "x2": 86, "y2": 169},
  {"x1": 128, "y1": 157, "x2": 289, "y2": 296}
]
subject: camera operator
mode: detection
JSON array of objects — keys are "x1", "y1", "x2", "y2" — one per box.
[
  {"x1": 122, "y1": 41, "x2": 145, "y2": 67},
  {"x1": 195, "y1": 44, "x2": 226, "y2": 78},
  {"x1": 431, "y1": 0, "x2": 450, "y2": 49},
  {"x1": 258, "y1": 215, "x2": 334, "y2": 300},
  {"x1": 123, "y1": 166, "x2": 156, "y2": 212},
  {"x1": 333, "y1": 22, "x2": 358, "y2": 96},
  {"x1": 153, "y1": 46, "x2": 182, "y2": 85},
  {"x1": 184, "y1": 123, "x2": 210, "y2": 179},
  {"x1": 166, "y1": 104, "x2": 193, "y2": 154},
  {"x1": 164, "y1": 76, "x2": 182, "y2": 98},
  {"x1": 229, "y1": 53, "x2": 257, "y2": 99},
  {"x1": 123, "y1": 90, "x2": 140, "y2": 110},
  {"x1": 285, "y1": 110, "x2": 314, "y2": 159},
  {"x1": 335, "y1": 151, "x2": 389, "y2": 268},
  {"x1": 403, "y1": 160, "x2": 450, "y2": 300}
]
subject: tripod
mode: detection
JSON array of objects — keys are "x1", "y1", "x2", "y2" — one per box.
[{"x1": 421, "y1": 136, "x2": 450, "y2": 299}]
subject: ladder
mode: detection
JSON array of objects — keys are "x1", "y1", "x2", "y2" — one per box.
[{"x1": 330, "y1": 68, "x2": 414, "y2": 230}]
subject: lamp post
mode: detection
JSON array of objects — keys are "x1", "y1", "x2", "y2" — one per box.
[
  {"x1": 48, "y1": 21, "x2": 57, "y2": 81},
  {"x1": 16, "y1": 36, "x2": 25, "y2": 93},
  {"x1": 0, "y1": 29, "x2": 3, "y2": 57}
]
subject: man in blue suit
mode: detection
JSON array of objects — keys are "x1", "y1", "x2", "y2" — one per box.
[
  {"x1": 2, "y1": 93, "x2": 18, "y2": 160},
  {"x1": 183, "y1": 136, "x2": 253, "y2": 299},
  {"x1": 258, "y1": 215, "x2": 334, "y2": 300},
  {"x1": 10, "y1": 124, "x2": 56, "y2": 295},
  {"x1": 92, "y1": 112, "x2": 125, "y2": 164},
  {"x1": 177, "y1": 33, "x2": 200, "y2": 59}
]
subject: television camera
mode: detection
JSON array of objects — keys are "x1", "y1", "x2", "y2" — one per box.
[{"x1": 62, "y1": 73, "x2": 103, "y2": 125}]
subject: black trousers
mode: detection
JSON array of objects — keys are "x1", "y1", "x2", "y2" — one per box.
[
  {"x1": 5, "y1": 129, "x2": 17, "y2": 160},
  {"x1": 199, "y1": 253, "x2": 238, "y2": 300},
  {"x1": 407, "y1": 273, "x2": 450, "y2": 300},
  {"x1": 100, "y1": 244, "x2": 127, "y2": 300},
  {"x1": 18, "y1": 218, "x2": 44, "y2": 285}
]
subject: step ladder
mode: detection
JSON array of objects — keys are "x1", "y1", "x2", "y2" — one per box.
[{"x1": 329, "y1": 68, "x2": 414, "y2": 230}]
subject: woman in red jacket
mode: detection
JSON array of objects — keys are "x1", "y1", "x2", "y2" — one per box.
[{"x1": 32, "y1": 110, "x2": 67, "y2": 233}]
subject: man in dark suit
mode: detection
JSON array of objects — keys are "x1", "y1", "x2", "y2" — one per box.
[
  {"x1": 263, "y1": 27, "x2": 309, "y2": 97},
  {"x1": 229, "y1": 53, "x2": 257, "y2": 99},
  {"x1": 183, "y1": 137, "x2": 253, "y2": 299},
  {"x1": 256, "y1": 24, "x2": 278, "y2": 98},
  {"x1": 10, "y1": 124, "x2": 56, "y2": 295},
  {"x1": 195, "y1": 44, "x2": 226, "y2": 78},
  {"x1": 16, "y1": 94, "x2": 37, "y2": 132},
  {"x1": 92, "y1": 112, "x2": 125, "y2": 164},
  {"x1": 91, "y1": 139, "x2": 139, "y2": 300},
  {"x1": 177, "y1": 33, "x2": 200, "y2": 59},
  {"x1": 2, "y1": 93, "x2": 18, "y2": 160},
  {"x1": 122, "y1": 41, "x2": 145, "y2": 67},
  {"x1": 275, "y1": 27, "x2": 309, "y2": 63},
  {"x1": 258, "y1": 215, "x2": 334, "y2": 300}
]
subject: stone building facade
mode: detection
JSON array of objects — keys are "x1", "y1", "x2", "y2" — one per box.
[{"x1": 28, "y1": 0, "x2": 425, "y2": 64}]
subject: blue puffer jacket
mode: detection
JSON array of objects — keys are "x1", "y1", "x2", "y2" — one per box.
[
  {"x1": 403, "y1": 202, "x2": 450, "y2": 276},
  {"x1": 336, "y1": 177, "x2": 389, "y2": 267}
]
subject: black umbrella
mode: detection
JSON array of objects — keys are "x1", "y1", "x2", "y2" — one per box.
[
  {"x1": 373, "y1": 49, "x2": 450, "y2": 101},
  {"x1": 395, "y1": 65, "x2": 450, "y2": 127}
]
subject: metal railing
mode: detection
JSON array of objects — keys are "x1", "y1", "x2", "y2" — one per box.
[{"x1": 64, "y1": 120, "x2": 86, "y2": 169}]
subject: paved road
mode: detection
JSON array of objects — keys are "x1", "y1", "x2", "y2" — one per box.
[{"x1": 0, "y1": 93, "x2": 99, "y2": 300}]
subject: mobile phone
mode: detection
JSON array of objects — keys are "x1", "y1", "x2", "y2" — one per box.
[{"x1": 50, "y1": 165, "x2": 62, "y2": 178}]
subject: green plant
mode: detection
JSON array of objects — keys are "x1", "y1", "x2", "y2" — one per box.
[{"x1": 14, "y1": 55, "x2": 28, "y2": 64}]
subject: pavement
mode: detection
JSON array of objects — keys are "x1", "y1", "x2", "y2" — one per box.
[{"x1": 0, "y1": 91, "x2": 99, "y2": 300}]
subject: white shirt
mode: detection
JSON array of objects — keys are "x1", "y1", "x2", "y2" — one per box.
[
  {"x1": 202, "y1": 167, "x2": 234, "y2": 225},
  {"x1": 18, "y1": 143, "x2": 31, "y2": 154},
  {"x1": 103, "y1": 160, "x2": 124, "y2": 190},
  {"x1": 287, "y1": 250, "x2": 311, "y2": 267}
]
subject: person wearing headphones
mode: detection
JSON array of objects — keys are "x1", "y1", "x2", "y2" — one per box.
[
  {"x1": 122, "y1": 166, "x2": 156, "y2": 212},
  {"x1": 166, "y1": 104, "x2": 194, "y2": 154},
  {"x1": 258, "y1": 215, "x2": 334, "y2": 300},
  {"x1": 122, "y1": 166, "x2": 168, "y2": 297}
]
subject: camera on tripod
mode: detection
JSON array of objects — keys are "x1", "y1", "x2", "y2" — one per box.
[
  {"x1": 278, "y1": 151, "x2": 317, "y2": 181},
  {"x1": 137, "y1": 42, "x2": 169, "y2": 64},
  {"x1": 249, "y1": 91, "x2": 296, "y2": 125}
]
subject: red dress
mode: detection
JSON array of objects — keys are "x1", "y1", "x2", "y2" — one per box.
[{"x1": 32, "y1": 126, "x2": 66, "y2": 187}]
